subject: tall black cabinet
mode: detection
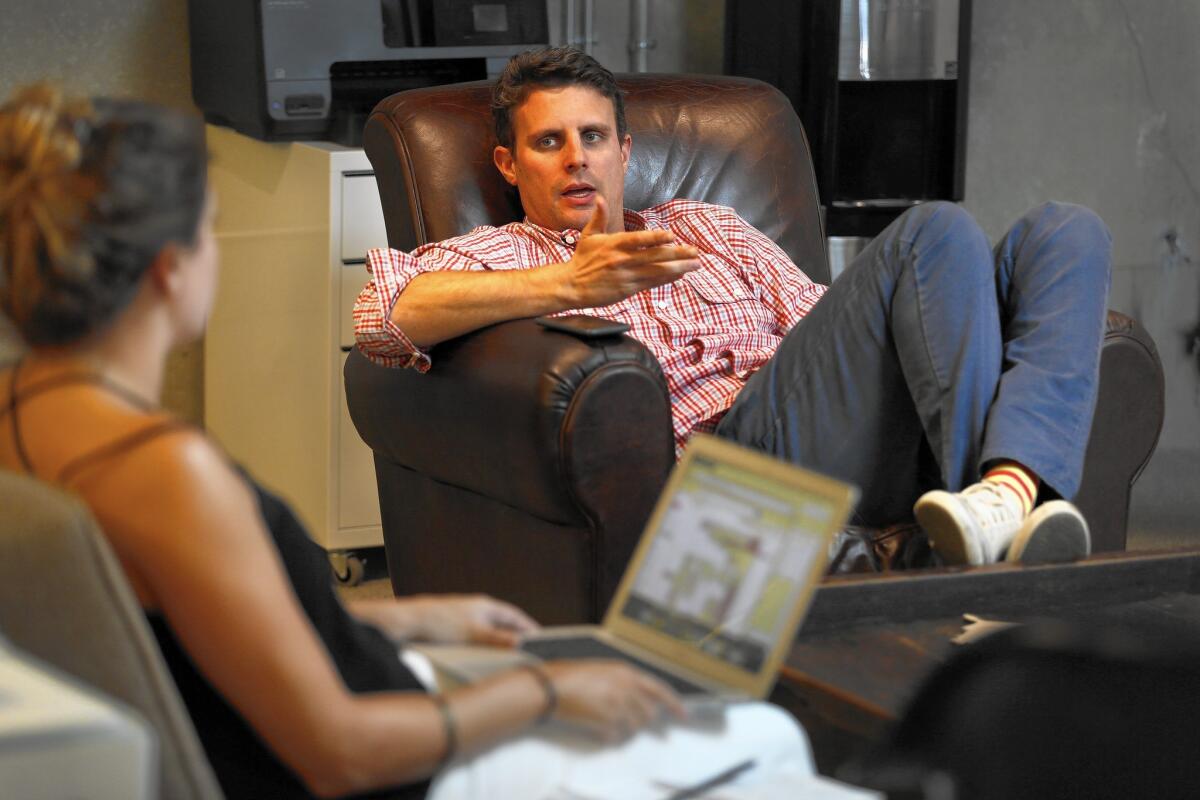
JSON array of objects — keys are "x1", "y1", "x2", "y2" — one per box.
[{"x1": 726, "y1": 0, "x2": 971, "y2": 277}]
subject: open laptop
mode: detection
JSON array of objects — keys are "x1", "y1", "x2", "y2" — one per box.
[{"x1": 421, "y1": 434, "x2": 858, "y2": 705}]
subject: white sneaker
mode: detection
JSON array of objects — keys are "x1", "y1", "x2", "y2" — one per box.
[
  {"x1": 914, "y1": 483, "x2": 1026, "y2": 565},
  {"x1": 1006, "y1": 500, "x2": 1090, "y2": 564}
]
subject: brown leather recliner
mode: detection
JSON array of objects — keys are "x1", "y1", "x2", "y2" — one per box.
[{"x1": 344, "y1": 75, "x2": 1164, "y2": 624}]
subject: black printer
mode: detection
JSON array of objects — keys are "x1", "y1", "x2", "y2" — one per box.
[{"x1": 188, "y1": 0, "x2": 548, "y2": 146}]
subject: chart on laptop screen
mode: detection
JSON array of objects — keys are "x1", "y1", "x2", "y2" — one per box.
[{"x1": 620, "y1": 454, "x2": 833, "y2": 673}]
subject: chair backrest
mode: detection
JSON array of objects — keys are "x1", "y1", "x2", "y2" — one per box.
[
  {"x1": 848, "y1": 621, "x2": 1200, "y2": 798},
  {"x1": 364, "y1": 73, "x2": 831, "y2": 285},
  {"x1": 0, "y1": 471, "x2": 224, "y2": 800}
]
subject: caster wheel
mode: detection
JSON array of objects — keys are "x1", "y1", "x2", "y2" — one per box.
[{"x1": 331, "y1": 552, "x2": 365, "y2": 587}]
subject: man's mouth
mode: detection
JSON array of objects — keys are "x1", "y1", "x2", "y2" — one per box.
[{"x1": 561, "y1": 184, "x2": 596, "y2": 203}]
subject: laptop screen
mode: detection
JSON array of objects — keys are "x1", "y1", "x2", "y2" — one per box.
[{"x1": 617, "y1": 449, "x2": 836, "y2": 675}]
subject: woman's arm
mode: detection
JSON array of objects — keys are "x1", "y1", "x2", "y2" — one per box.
[
  {"x1": 348, "y1": 594, "x2": 539, "y2": 648},
  {"x1": 82, "y1": 432, "x2": 681, "y2": 797}
]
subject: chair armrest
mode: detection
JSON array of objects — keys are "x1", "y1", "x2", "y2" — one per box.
[{"x1": 343, "y1": 318, "x2": 676, "y2": 526}]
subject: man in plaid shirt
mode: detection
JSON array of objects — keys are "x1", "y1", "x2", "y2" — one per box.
[{"x1": 355, "y1": 48, "x2": 1112, "y2": 568}]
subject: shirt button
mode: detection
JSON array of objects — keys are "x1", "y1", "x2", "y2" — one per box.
[
  {"x1": 561, "y1": 232, "x2": 578, "y2": 246},
  {"x1": 657, "y1": 300, "x2": 669, "y2": 309}
]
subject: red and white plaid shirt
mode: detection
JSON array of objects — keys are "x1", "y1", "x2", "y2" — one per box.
[{"x1": 354, "y1": 200, "x2": 827, "y2": 455}]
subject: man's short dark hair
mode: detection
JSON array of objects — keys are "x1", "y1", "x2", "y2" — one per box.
[{"x1": 491, "y1": 47, "x2": 627, "y2": 150}]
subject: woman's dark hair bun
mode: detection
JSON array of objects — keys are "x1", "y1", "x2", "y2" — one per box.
[{"x1": 0, "y1": 83, "x2": 207, "y2": 346}]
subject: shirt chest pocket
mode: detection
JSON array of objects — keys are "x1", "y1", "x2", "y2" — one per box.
[{"x1": 679, "y1": 266, "x2": 753, "y2": 306}]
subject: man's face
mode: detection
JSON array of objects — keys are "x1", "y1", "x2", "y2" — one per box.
[{"x1": 493, "y1": 85, "x2": 631, "y2": 233}]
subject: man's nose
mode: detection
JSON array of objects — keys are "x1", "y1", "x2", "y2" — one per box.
[{"x1": 562, "y1": 134, "x2": 586, "y2": 171}]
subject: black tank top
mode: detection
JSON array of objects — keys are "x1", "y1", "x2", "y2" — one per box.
[{"x1": 3, "y1": 362, "x2": 431, "y2": 800}]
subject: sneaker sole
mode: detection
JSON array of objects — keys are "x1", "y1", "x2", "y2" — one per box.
[
  {"x1": 1006, "y1": 501, "x2": 1090, "y2": 564},
  {"x1": 914, "y1": 491, "x2": 984, "y2": 566}
]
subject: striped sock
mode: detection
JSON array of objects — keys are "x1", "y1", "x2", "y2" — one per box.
[{"x1": 983, "y1": 462, "x2": 1039, "y2": 517}]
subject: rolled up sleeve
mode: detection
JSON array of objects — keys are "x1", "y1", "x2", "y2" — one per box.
[
  {"x1": 353, "y1": 239, "x2": 499, "y2": 369},
  {"x1": 353, "y1": 247, "x2": 435, "y2": 370}
]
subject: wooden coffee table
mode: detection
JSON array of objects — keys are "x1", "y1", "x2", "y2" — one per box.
[{"x1": 774, "y1": 549, "x2": 1200, "y2": 774}]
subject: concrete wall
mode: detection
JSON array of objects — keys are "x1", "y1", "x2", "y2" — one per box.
[
  {"x1": 0, "y1": 0, "x2": 192, "y2": 107},
  {"x1": 960, "y1": 1, "x2": 1200, "y2": 542},
  {"x1": 0, "y1": 0, "x2": 202, "y2": 422}
]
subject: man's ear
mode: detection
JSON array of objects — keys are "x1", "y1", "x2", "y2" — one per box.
[
  {"x1": 620, "y1": 133, "x2": 632, "y2": 171},
  {"x1": 146, "y1": 244, "x2": 182, "y2": 297},
  {"x1": 493, "y1": 145, "x2": 518, "y2": 186}
]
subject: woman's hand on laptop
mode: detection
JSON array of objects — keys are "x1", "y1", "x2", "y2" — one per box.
[
  {"x1": 541, "y1": 661, "x2": 686, "y2": 742},
  {"x1": 349, "y1": 594, "x2": 539, "y2": 647}
]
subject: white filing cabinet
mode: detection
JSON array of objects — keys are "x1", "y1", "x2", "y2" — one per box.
[{"x1": 204, "y1": 126, "x2": 389, "y2": 560}]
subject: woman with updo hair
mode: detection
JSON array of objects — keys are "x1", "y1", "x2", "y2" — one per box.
[{"x1": 0, "y1": 85, "x2": 814, "y2": 800}]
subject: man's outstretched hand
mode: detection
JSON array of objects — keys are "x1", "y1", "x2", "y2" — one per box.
[{"x1": 559, "y1": 196, "x2": 701, "y2": 309}]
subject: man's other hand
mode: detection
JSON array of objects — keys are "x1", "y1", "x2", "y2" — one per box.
[{"x1": 561, "y1": 196, "x2": 701, "y2": 308}]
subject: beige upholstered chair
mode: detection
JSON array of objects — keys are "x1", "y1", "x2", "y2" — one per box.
[{"x1": 0, "y1": 471, "x2": 224, "y2": 800}]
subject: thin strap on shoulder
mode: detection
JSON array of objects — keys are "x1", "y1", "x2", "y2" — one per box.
[
  {"x1": 0, "y1": 367, "x2": 157, "y2": 421},
  {"x1": 7, "y1": 360, "x2": 36, "y2": 473},
  {"x1": 3, "y1": 357, "x2": 170, "y2": 480},
  {"x1": 57, "y1": 419, "x2": 192, "y2": 488}
]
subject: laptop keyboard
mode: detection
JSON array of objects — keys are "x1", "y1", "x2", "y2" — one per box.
[{"x1": 520, "y1": 637, "x2": 709, "y2": 696}]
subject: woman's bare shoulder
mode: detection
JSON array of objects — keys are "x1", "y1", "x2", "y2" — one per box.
[{"x1": 80, "y1": 424, "x2": 262, "y2": 551}]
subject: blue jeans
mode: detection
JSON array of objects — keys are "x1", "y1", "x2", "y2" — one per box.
[{"x1": 715, "y1": 202, "x2": 1112, "y2": 526}]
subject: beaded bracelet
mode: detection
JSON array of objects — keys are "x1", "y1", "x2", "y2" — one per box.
[
  {"x1": 430, "y1": 693, "x2": 457, "y2": 768},
  {"x1": 518, "y1": 662, "x2": 558, "y2": 723}
]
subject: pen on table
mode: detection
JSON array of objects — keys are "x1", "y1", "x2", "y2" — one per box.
[{"x1": 664, "y1": 758, "x2": 756, "y2": 800}]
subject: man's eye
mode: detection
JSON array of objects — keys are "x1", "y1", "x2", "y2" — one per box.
[
  {"x1": 538, "y1": 136, "x2": 557, "y2": 148},
  {"x1": 583, "y1": 131, "x2": 603, "y2": 143}
]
